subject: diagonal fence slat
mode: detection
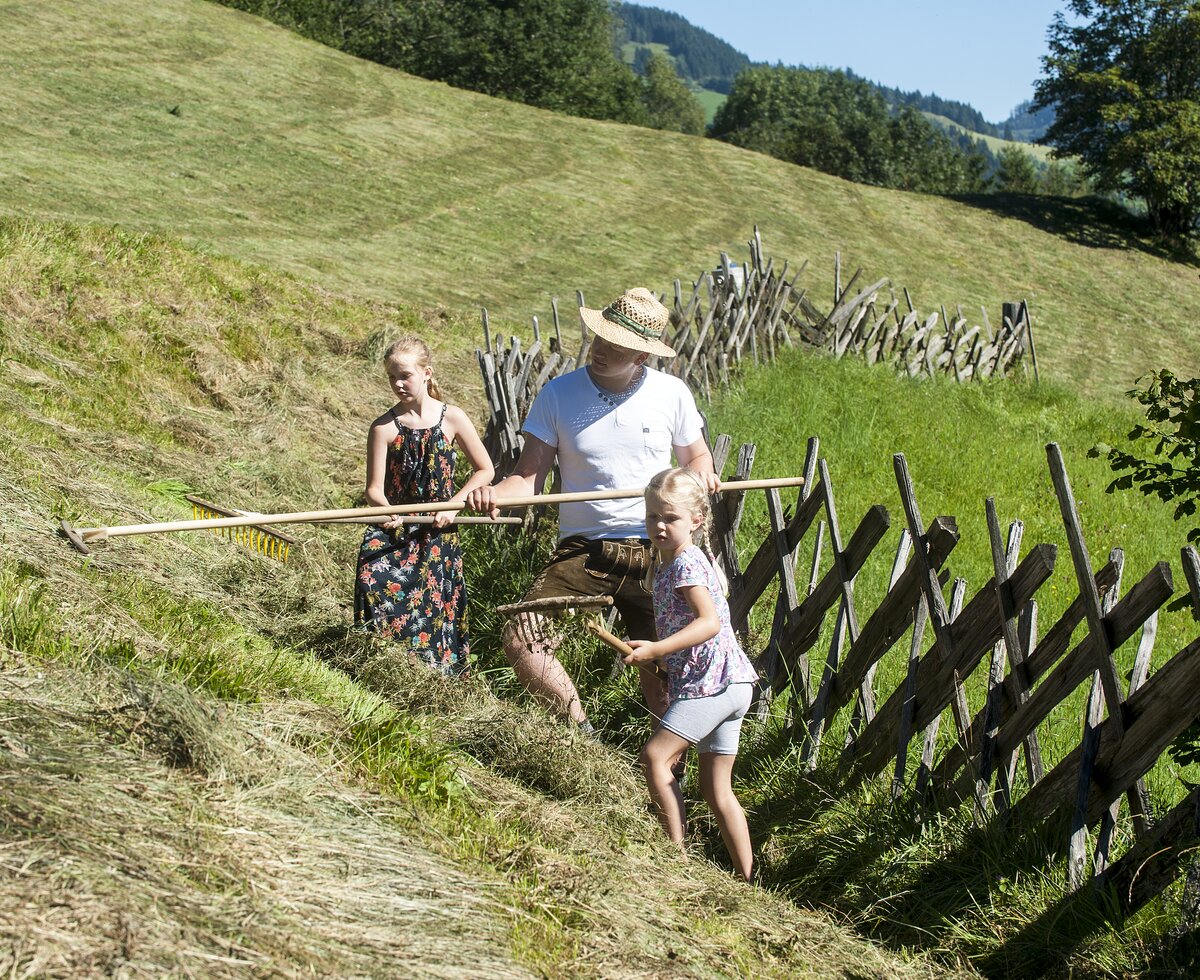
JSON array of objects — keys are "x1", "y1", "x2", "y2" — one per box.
[
  {"x1": 777, "y1": 505, "x2": 891, "y2": 692},
  {"x1": 942, "y1": 561, "x2": 1174, "y2": 809},
  {"x1": 928, "y1": 557, "x2": 1124, "y2": 795},
  {"x1": 914, "y1": 578, "x2": 969, "y2": 798},
  {"x1": 845, "y1": 542, "x2": 1058, "y2": 784},
  {"x1": 807, "y1": 518, "x2": 959, "y2": 748},
  {"x1": 1009, "y1": 634, "x2": 1200, "y2": 833},
  {"x1": 1048, "y1": 443, "x2": 1151, "y2": 837}
]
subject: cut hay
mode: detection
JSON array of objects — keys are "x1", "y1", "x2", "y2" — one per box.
[{"x1": 0, "y1": 665, "x2": 531, "y2": 979}]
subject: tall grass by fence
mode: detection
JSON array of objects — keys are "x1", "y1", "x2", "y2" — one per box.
[
  {"x1": 706, "y1": 434, "x2": 1200, "y2": 941},
  {"x1": 476, "y1": 230, "x2": 1038, "y2": 473}
]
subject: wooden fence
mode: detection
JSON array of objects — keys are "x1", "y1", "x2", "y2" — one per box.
[
  {"x1": 476, "y1": 229, "x2": 1038, "y2": 472},
  {"x1": 704, "y1": 435, "x2": 1200, "y2": 928}
]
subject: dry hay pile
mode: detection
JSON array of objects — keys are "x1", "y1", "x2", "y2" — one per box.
[
  {"x1": 343, "y1": 649, "x2": 968, "y2": 980},
  {"x1": 0, "y1": 663, "x2": 531, "y2": 979}
]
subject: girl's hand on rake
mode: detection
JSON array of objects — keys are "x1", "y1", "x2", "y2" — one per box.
[
  {"x1": 622, "y1": 639, "x2": 664, "y2": 666},
  {"x1": 432, "y1": 506, "x2": 460, "y2": 529}
]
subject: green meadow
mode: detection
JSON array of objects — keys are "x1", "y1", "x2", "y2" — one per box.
[
  {"x1": 1, "y1": 0, "x2": 1197, "y2": 398},
  {"x1": 2, "y1": 0, "x2": 1200, "y2": 976}
]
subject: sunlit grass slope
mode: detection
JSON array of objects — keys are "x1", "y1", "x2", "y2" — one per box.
[
  {"x1": 708, "y1": 353, "x2": 1197, "y2": 780},
  {"x1": 704, "y1": 353, "x2": 1200, "y2": 978},
  {"x1": 1, "y1": 0, "x2": 1197, "y2": 397},
  {"x1": 0, "y1": 218, "x2": 962, "y2": 978}
]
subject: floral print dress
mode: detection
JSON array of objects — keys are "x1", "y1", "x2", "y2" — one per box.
[{"x1": 354, "y1": 405, "x2": 469, "y2": 674}]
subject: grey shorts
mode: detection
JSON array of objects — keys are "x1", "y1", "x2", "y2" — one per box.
[{"x1": 660, "y1": 682, "x2": 754, "y2": 755}]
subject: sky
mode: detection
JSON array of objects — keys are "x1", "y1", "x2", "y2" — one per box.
[{"x1": 639, "y1": 1, "x2": 1068, "y2": 124}]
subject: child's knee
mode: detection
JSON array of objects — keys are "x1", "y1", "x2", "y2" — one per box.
[{"x1": 640, "y1": 741, "x2": 672, "y2": 774}]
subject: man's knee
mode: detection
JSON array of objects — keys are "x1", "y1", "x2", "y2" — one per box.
[
  {"x1": 502, "y1": 615, "x2": 559, "y2": 666},
  {"x1": 501, "y1": 621, "x2": 536, "y2": 669}
]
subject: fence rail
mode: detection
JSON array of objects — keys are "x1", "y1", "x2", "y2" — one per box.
[
  {"x1": 476, "y1": 230, "x2": 1038, "y2": 473},
  {"x1": 700, "y1": 436, "x2": 1200, "y2": 930}
]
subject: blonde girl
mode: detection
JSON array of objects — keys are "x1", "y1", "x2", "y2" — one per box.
[
  {"x1": 623, "y1": 468, "x2": 759, "y2": 881},
  {"x1": 355, "y1": 338, "x2": 494, "y2": 674}
]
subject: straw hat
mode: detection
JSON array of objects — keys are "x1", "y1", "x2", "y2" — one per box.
[{"x1": 579, "y1": 287, "x2": 677, "y2": 357}]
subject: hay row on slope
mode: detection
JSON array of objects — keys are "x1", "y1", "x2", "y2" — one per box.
[{"x1": 0, "y1": 663, "x2": 530, "y2": 979}]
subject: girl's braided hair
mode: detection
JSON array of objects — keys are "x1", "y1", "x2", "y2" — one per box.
[{"x1": 644, "y1": 467, "x2": 728, "y2": 592}]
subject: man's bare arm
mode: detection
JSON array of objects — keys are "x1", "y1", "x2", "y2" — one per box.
[
  {"x1": 465, "y1": 434, "x2": 557, "y2": 517},
  {"x1": 675, "y1": 437, "x2": 719, "y2": 493}
]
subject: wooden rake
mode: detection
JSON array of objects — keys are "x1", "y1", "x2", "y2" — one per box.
[
  {"x1": 59, "y1": 496, "x2": 524, "y2": 558},
  {"x1": 58, "y1": 477, "x2": 804, "y2": 557},
  {"x1": 494, "y1": 593, "x2": 637, "y2": 677}
]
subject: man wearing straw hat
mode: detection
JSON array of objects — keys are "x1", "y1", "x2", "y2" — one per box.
[{"x1": 467, "y1": 287, "x2": 717, "y2": 736}]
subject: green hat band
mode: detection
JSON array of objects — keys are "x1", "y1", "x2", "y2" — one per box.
[{"x1": 602, "y1": 305, "x2": 662, "y2": 340}]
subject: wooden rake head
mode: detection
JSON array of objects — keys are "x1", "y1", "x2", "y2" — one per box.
[
  {"x1": 495, "y1": 594, "x2": 616, "y2": 652},
  {"x1": 58, "y1": 496, "x2": 295, "y2": 560},
  {"x1": 493, "y1": 594, "x2": 646, "y2": 677}
]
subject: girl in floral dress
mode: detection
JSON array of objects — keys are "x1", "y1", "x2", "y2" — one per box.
[{"x1": 354, "y1": 338, "x2": 494, "y2": 674}]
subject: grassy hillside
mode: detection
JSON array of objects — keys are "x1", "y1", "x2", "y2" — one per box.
[
  {"x1": 0, "y1": 0, "x2": 1197, "y2": 398},
  {"x1": 927, "y1": 114, "x2": 1054, "y2": 161},
  {"x1": 5, "y1": 218, "x2": 1196, "y2": 977},
  {"x1": 4, "y1": 0, "x2": 1200, "y2": 973},
  {"x1": 0, "y1": 219, "x2": 966, "y2": 978}
]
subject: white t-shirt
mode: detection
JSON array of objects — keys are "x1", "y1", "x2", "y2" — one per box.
[{"x1": 523, "y1": 366, "x2": 705, "y2": 540}]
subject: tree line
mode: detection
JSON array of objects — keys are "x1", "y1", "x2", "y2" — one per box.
[
  {"x1": 853, "y1": 73, "x2": 1002, "y2": 139},
  {"x1": 213, "y1": 0, "x2": 1199, "y2": 244},
  {"x1": 616, "y1": 2, "x2": 749, "y2": 93}
]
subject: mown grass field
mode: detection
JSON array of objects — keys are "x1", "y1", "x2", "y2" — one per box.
[
  {"x1": 0, "y1": 220, "x2": 964, "y2": 978},
  {"x1": 1, "y1": 0, "x2": 1197, "y2": 399},
  {"x1": 3, "y1": 0, "x2": 1200, "y2": 975}
]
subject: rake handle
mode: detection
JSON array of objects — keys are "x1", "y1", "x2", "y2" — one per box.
[
  {"x1": 306, "y1": 515, "x2": 524, "y2": 526},
  {"x1": 585, "y1": 618, "x2": 634, "y2": 657},
  {"x1": 73, "y1": 477, "x2": 804, "y2": 542}
]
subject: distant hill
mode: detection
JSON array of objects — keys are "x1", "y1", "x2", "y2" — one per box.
[
  {"x1": 615, "y1": 3, "x2": 749, "y2": 93},
  {"x1": 1001, "y1": 99, "x2": 1056, "y2": 142},
  {"x1": 615, "y1": 3, "x2": 1047, "y2": 149}
]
